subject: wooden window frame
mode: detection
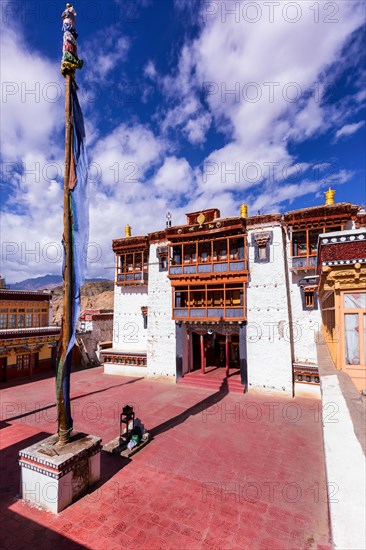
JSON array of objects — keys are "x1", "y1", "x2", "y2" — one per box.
[
  {"x1": 17, "y1": 354, "x2": 30, "y2": 371},
  {"x1": 116, "y1": 249, "x2": 149, "y2": 284},
  {"x1": 291, "y1": 224, "x2": 344, "y2": 269},
  {"x1": 172, "y1": 281, "x2": 246, "y2": 321},
  {"x1": 169, "y1": 235, "x2": 247, "y2": 275},
  {"x1": 340, "y1": 291, "x2": 366, "y2": 369},
  {"x1": 290, "y1": 224, "x2": 344, "y2": 258},
  {"x1": 305, "y1": 291, "x2": 315, "y2": 308},
  {"x1": 0, "y1": 313, "x2": 7, "y2": 329}
]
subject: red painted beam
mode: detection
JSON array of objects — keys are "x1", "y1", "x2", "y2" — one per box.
[
  {"x1": 200, "y1": 334, "x2": 205, "y2": 374},
  {"x1": 225, "y1": 334, "x2": 229, "y2": 377}
]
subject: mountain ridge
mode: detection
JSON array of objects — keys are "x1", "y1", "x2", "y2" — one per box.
[
  {"x1": 8, "y1": 274, "x2": 111, "y2": 291},
  {"x1": 52, "y1": 281, "x2": 114, "y2": 324}
]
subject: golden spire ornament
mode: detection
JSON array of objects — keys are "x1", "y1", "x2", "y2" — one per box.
[{"x1": 324, "y1": 187, "x2": 336, "y2": 205}]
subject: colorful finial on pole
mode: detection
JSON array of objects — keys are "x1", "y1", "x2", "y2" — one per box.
[{"x1": 61, "y1": 3, "x2": 83, "y2": 77}]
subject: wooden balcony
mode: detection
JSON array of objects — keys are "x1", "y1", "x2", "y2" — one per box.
[
  {"x1": 291, "y1": 255, "x2": 317, "y2": 271},
  {"x1": 116, "y1": 271, "x2": 148, "y2": 286},
  {"x1": 168, "y1": 235, "x2": 248, "y2": 281},
  {"x1": 169, "y1": 260, "x2": 247, "y2": 277},
  {"x1": 173, "y1": 306, "x2": 245, "y2": 322},
  {"x1": 115, "y1": 246, "x2": 149, "y2": 286}
]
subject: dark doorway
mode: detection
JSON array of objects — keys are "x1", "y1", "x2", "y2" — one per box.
[
  {"x1": 189, "y1": 331, "x2": 240, "y2": 375},
  {"x1": 191, "y1": 332, "x2": 201, "y2": 371},
  {"x1": 29, "y1": 352, "x2": 39, "y2": 378},
  {"x1": 0, "y1": 357, "x2": 7, "y2": 383},
  {"x1": 229, "y1": 334, "x2": 240, "y2": 370},
  {"x1": 206, "y1": 333, "x2": 224, "y2": 368}
]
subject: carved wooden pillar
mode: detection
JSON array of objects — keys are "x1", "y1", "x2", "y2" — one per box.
[
  {"x1": 200, "y1": 334, "x2": 205, "y2": 374},
  {"x1": 187, "y1": 332, "x2": 191, "y2": 373},
  {"x1": 29, "y1": 353, "x2": 34, "y2": 379}
]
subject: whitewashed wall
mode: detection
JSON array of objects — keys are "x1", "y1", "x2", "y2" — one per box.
[
  {"x1": 146, "y1": 242, "x2": 176, "y2": 378},
  {"x1": 79, "y1": 317, "x2": 113, "y2": 365},
  {"x1": 285, "y1": 235, "x2": 322, "y2": 364},
  {"x1": 246, "y1": 224, "x2": 293, "y2": 394},
  {"x1": 112, "y1": 285, "x2": 148, "y2": 353}
]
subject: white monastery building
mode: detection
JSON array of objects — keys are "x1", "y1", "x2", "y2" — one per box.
[{"x1": 102, "y1": 192, "x2": 366, "y2": 396}]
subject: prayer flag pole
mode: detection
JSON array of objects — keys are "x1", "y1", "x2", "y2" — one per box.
[
  {"x1": 57, "y1": 71, "x2": 72, "y2": 444},
  {"x1": 18, "y1": 6, "x2": 99, "y2": 514},
  {"x1": 57, "y1": 3, "x2": 85, "y2": 444}
]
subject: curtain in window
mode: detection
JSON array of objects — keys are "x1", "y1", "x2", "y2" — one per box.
[
  {"x1": 344, "y1": 293, "x2": 366, "y2": 309},
  {"x1": 344, "y1": 313, "x2": 360, "y2": 365}
]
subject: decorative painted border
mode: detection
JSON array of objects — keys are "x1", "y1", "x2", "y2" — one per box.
[
  {"x1": 322, "y1": 258, "x2": 366, "y2": 266},
  {"x1": 19, "y1": 458, "x2": 60, "y2": 479},
  {"x1": 293, "y1": 363, "x2": 320, "y2": 385},
  {"x1": 19, "y1": 441, "x2": 102, "y2": 479},
  {"x1": 320, "y1": 233, "x2": 366, "y2": 245}
]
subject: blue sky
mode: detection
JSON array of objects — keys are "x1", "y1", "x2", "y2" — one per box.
[{"x1": 1, "y1": 0, "x2": 365, "y2": 283}]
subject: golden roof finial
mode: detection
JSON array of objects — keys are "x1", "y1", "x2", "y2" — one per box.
[
  {"x1": 324, "y1": 187, "x2": 336, "y2": 206},
  {"x1": 125, "y1": 224, "x2": 131, "y2": 238},
  {"x1": 240, "y1": 203, "x2": 248, "y2": 218},
  {"x1": 197, "y1": 212, "x2": 205, "y2": 225}
]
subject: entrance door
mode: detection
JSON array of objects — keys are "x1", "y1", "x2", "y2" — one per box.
[
  {"x1": 191, "y1": 332, "x2": 201, "y2": 371},
  {"x1": 342, "y1": 292, "x2": 366, "y2": 392},
  {"x1": 189, "y1": 331, "x2": 240, "y2": 375},
  {"x1": 229, "y1": 334, "x2": 240, "y2": 372},
  {"x1": 206, "y1": 333, "x2": 223, "y2": 368},
  {"x1": 29, "y1": 352, "x2": 39, "y2": 378},
  {"x1": 16, "y1": 354, "x2": 31, "y2": 379}
]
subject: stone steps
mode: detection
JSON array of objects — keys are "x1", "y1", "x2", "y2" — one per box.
[{"x1": 178, "y1": 374, "x2": 245, "y2": 394}]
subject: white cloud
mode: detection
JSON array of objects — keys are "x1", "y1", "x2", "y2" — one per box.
[
  {"x1": 82, "y1": 28, "x2": 129, "y2": 84},
  {"x1": 161, "y1": 0, "x2": 364, "y2": 198},
  {"x1": 91, "y1": 122, "x2": 167, "y2": 193},
  {"x1": 160, "y1": 96, "x2": 212, "y2": 145},
  {"x1": 335, "y1": 121, "x2": 365, "y2": 140},
  {"x1": 185, "y1": 113, "x2": 212, "y2": 145},
  {"x1": 249, "y1": 168, "x2": 354, "y2": 214},
  {"x1": 153, "y1": 156, "x2": 194, "y2": 196},
  {"x1": 1, "y1": 0, "x2": 365, "y2": 284},
  {"x1": 0, "y1": 21, "x2": 67, "y2": 283},
  {"x1": 144, "y1": 60, "x2": 157, "y2": 79},
  {"x1": 0, "y1": 27, "x2": 64, "y2": 161},
  {"x1": 155, "y1": 45, "x2": 212, "y2": 145}
]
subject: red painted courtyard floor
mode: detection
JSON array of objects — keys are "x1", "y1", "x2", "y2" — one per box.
[{"x1": 0, "y1": 367, "x2": 331, "y2": 549}]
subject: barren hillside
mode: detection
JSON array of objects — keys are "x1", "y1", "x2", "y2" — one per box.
[{"x1": 52, "y1": 281, "x2": 114, "y2": 325}]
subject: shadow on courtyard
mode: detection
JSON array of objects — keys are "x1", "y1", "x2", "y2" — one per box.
[
  {"x1": 150, "y1": 377, "x2": 229, "y2": 438},
  {"x1": 1, "y1": 427, "x2": 130, "y2": 549},
  {"x1": 0, "y1": 362, "x2": 93, "y2": 390},
  {"x1": 1, "y1": 377, "x2": 144, "y2": 427},
  {"x1": 1, "y1": 431, "x2": 88, "y2": 549}
]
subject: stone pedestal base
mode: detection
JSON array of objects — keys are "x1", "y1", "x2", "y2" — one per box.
[{"x1": 19, "y1": 432, "x2": 102, "y2": 514}]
